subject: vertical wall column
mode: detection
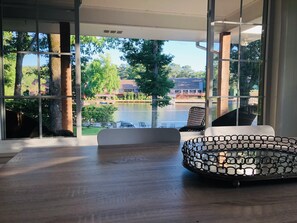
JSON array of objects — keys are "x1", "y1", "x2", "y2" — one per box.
[
  {"x1": 217, "y1": 32, "x2": 231, "y2": 117},
  {"x1": 60, "y1": 22, "x2": 73, "y2": 132},
  {"x1": 265, "y1": 0, "x2": 297, "y2": 137}
]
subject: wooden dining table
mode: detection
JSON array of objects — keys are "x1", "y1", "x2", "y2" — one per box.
[{"x1": 1, "y1": 142, "x2": 297, "y2": 223}]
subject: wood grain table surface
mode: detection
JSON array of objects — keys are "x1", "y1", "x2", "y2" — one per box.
[{"x1": 1, "y1": 143, "x2": 297, "y2": 223}]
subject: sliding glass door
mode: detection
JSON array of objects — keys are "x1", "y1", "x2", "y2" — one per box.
[{"x1": 206, "y1": 0, "x2": 268, "y2": 127}]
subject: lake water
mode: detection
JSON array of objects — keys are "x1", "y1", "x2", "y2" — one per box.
[
  {"x1": 113, "y1": 102, "x2": 238, "y2": 128},
  {"x1": 113, "y1": 103, "x2": 196, "y2": 128}
]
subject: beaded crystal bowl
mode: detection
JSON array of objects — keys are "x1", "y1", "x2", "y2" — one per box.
[{"x1": 182, "y1": 135, "x2": 297, "y2": 186}]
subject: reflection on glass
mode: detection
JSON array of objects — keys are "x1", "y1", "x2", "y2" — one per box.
[
  {"x1": 213, "y1": 98, "x2": 239, "y2": 126},
  {"x1": 2, "y1": 1, "x2": 77, "y2": 139},
  {"x1": 45, "y1": 52, "x2": 61, "y2": 96},
  {"x1": 38, "y1": 30, "x2": 72, "y2": 53},
  {"x1": 238, "y1": 105, "x2": 257, "y2": 125},
  {"x1": 38, "y1": 31, "x2": 73, "y2": 54},
  {"x1": 22, "y1": 54, "x2": 38, "y2": 96},
  {"x1": 214, "y1": 0, "x2": 240, "y2": 22},
  {"x1": 5, "y1": 99, "x2": 39, "y2": 138},
  {"x1": 229, "y1": 62, "x2": 239, "y2": 97},
  {"x1": 70, "y1": 56, "x2": 76, "y2": 95},
  {"x1": 212, "y1": 58, "x2": 219, "y2": 96},
  {"x1": 209, "y1": 98, "x2": 218, "y2": 122},
  {"x1": 242, "y1": 0, "x2": 263, "y2": 23},
  {"x1": 213, "y1": 58, "x2": 238, "y2": 98},
  {"x1": 239, "y1": 61, "x2": 261, "y2": 97},
  {"x1": 230, "y1": 44, "x2": 239, "y2": 61},
  {"x1": 3, "y1": 30, "x2": 37, "y2": 52},
  {"x1": 240, "y1": 39, "x2": 262, "y2": 61},
  {"x1": 4, "y1": 53, "x2": 39, "y2": 96},
  {"x1": 241, "y1": 25, "x2": 262, "y2": 49},
  {"x1": 39, "y1": 54, "x2": 50, "y2": 95},
  {"x1": 3, "y1": 53, "x2": 16, "y2": 96},
  {"x1": 213, "y1": 24, "x2": 240, "y2": 60},
  {"x1": 42, "y1": 99, "x2": 75, "y2": 137},
  {"x1": 41, "y1": 98, "x2": 60, "y2": 134},
  {"x1": 38, "y1": 33, "x2": 50, "y2": 52}
]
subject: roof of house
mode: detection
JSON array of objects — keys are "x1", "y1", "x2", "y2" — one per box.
[
  {"x1": 120, "y1": 78, "x2": 204, "y2": 90},
  {"x1": 120, "y1": 79, "x2": 139, "y2": 90},
  {"x1": 171, "y1": 78, "x2": 204, "y2": 90}
]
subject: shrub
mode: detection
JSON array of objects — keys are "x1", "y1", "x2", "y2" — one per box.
[{"x1": 82, "y1": 105, "x2": 117, "y2": 125}]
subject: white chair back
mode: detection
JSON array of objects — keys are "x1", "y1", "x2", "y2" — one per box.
[{"x1": 98, "y1": 128, "x2": 181, "y2": 146}]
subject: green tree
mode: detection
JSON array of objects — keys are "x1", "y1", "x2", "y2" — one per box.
[
  {"x1": 179, "y1": 65, "x2": 196, "y2": 77},
  {"x1": 4, "y1": 31, "x2": 37, "y2": 96},
  {"x1": 119, "y1": 39, "x2": 174, "y2": 128},
  {"x1": 117, "y1": 63, "x2": 144, "y2": 80},
  {"x1": 166, "y1": 63, "x2": 206, "y2": 78},
  {"x1": 166, "y1": 63, "x2": 181, "y2": 78},
  {"x1": 230, "y1": 40, "x2": 262, "y2": 106},
  {"x1": 3, "y1": 56, "x2": 15, "y2": 96},
  {"x1": 70, "y1": 36, "x2": 119, "y2": 97},
  {"x1": 196, "y1": 70, "x2": 206, "y2": 78},
  {"x1": 83, "y1": 55, "x2": 120, "y2": 98},
  {"x1": 3, "y1": 32, "x2": 15, "y2": 95},
  {"x1": 71, "y1": 36, "x2": 107, "y2": 68}
]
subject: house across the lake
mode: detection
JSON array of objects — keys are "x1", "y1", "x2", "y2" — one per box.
[
  {"x1": 118, "y1": 78, "x2": 205, "y2": 98},
  {"x1": 170, "y1": 78, "x2": 205, "y2": 98},
  {"x1": 118, "y1": 80, "x2": 139, "y2": 93}
]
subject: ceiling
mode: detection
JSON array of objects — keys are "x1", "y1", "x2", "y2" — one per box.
[
  {"x1": 79, "y1": 0, "x2": 263, "y2": 42},
  {"x1": 79, "y1": 0, "x2": 207, "y2": 41},
  {"x1": 3, "y1": 0, "x2": 263, "y2": 42}
]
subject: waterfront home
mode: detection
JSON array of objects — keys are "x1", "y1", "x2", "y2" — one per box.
[
  {"x1": 118, "y1": 79, "x2": 139, "y2": 94},
  {"x1": 118, "y1": 78, "x2": 205, "y2": 98},
  {"x1": 170, "y1": 78, "x2": 205, "y2": 98}
]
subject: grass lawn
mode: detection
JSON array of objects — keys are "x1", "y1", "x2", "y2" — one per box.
[
  {"x1": 82, "y1": 127, "x2": 104, "y2": 135},
  {"x1": 73, "y1": 127, "x2": 104, "y2": 136}
]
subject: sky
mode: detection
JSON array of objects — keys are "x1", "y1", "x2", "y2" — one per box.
[
  {"x1": 104, "y1": 40, "x2": 207, "y2": 72},
  {"x1": 23, "y1": 40, "x2": 207, "y2": 72},
  {"x1": 164, "y1": 41, "x2": 206, "y2": 72}
]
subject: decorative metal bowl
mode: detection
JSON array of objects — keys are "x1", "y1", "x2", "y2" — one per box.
[{"x1": 182, "y1": 135, "x2": 297, "y2": 186}]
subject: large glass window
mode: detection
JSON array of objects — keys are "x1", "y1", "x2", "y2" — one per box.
[
  {"x1": 79, "y1": 39, "x2": 206, "y2": 134},
  {"x1": 206, "y1": 0, "x2": 267, "y2": 127},
  {"x1": 0, "y1": 0, "x2": 78, "y2": 139}
]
